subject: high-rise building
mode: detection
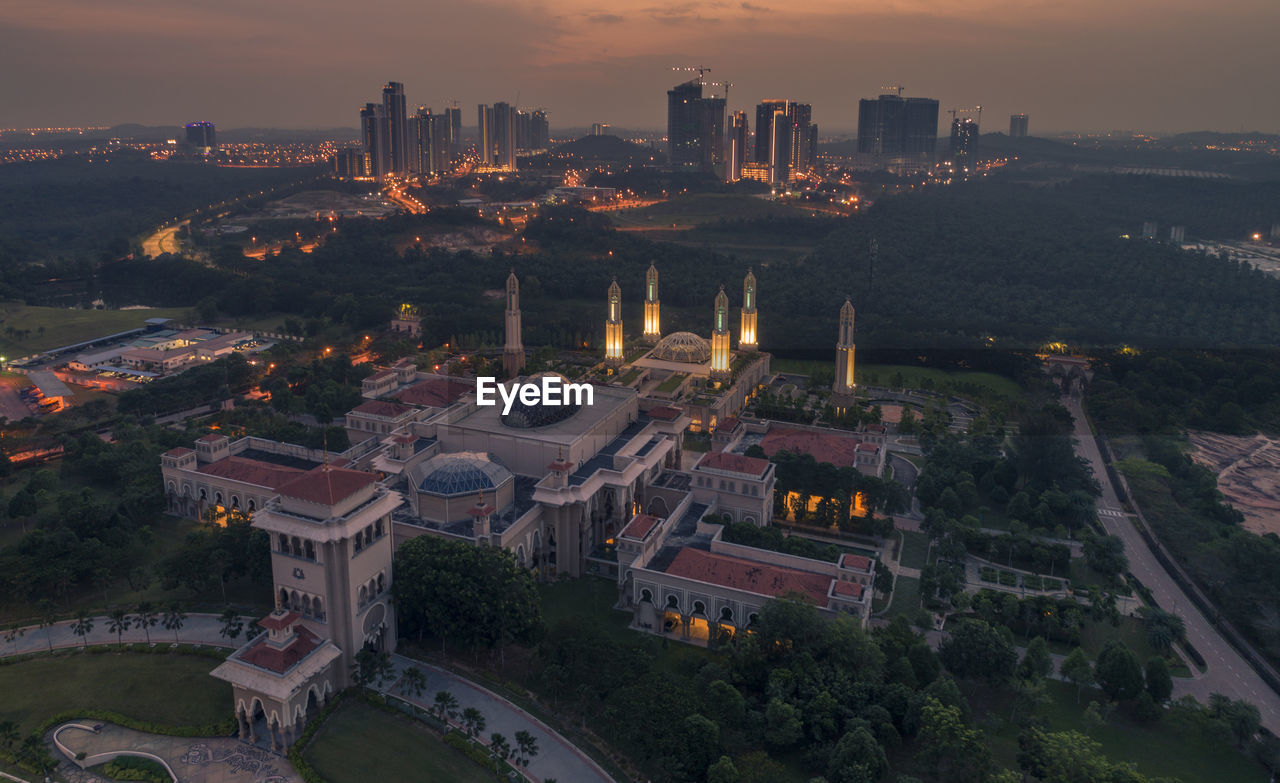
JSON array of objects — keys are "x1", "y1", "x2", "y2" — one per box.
[
  {"x1": 409, "y1": 108, "x2": 448, "y2": 176},
  {"x1": 699, "y1": 96, "x2": 726, "y2": 176},
  {"x1": 184, "y1": 121, "x2": 216, "y2": 153},
  {"x1": 382, "y1": 82, "x2": 408, "y2": 175},
  {"x1": 644, "y1": 264, "x2": 661, "y2": 343},
  {"x1": 857, "y1": 93, "x2": 938, "y2": 165},
  {"x1": 605, "y1": 278, "x2": 623, "y2": 365},
  {"x1": 333, "y1": 148, "x2": 363, "y2": 178},
  {"x1": 444, "y1": 106, "x2": 462, "y2": 157},
  {"x1": 787, "y1": 103, "x2": 814, "y2": 173},
  {"x1": 1010, "y1": 113, "x2": 1029, "y2": 138},
  {"x1": 667, "y1": 78, "x2": 704, "y2": 168},
  {"x1": 754, "y1": 100, "x2": 814, "y2": 183},
  {"x1": 710, "y1": 286, "x2": 731, "y2": 381},
  {"x1": 591, "y1": 122, "x2": 611, "y2": 136},
  {"x1": 360, "y1": 102, "x2": 390, "y2": 179},
  {"x1": 754, "y1": 100, "x2": 787, "y2": 163},
  {"x1": 727, "y1": 111, "x2": 748, "y2": 182},
  {"x1": 950, "y1": 116, "x2": 979, "y2": 170},
  {"x1": 503, "y1": 270, "x2": 525, "y2": 377},
  {"x1": 530, "y1": 110, "x2": 549, "y2": 151},
  {"x1": 478, "y1": 104, "x2": 495, "y2": 165},
  {"x1": 740, "y1": 268, "x2": 758, "y2": 352},
  {"x1": 479, "y1": 102, "x2": 519, "y2": 170},
  {"x1": 833, "y1": 297, "x2": 856, "y2": 400}
]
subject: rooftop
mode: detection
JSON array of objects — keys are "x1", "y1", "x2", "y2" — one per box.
[
  {"x1": 352, "y1": 399, "x2": 414, "y2": 418},
  {"x1": 197, "y1": 456, "x2": 307, "y2": 490},
  {"x1": 413, "y1": 452, "x2": 512, "y2": 497},
  {"x1": 235, "y1": 624, "x2": 324, "y2": 674},
  {"x1": 696, "y1": 451, "x2": 771, "y2": 478},
  {"x1": 759, "y1": 426, "x2": 873, "y2": 468},
  {"x1": 662, "y1": 547, "x2": 832, "y2": 605},
  {"x1": 621, "y1": 513, "x2": 661, "y2": 541},
  {"x1": 841, "y1": 553, "x2": 874, "y2": 571},
  {"x1": 277, "y1": 466, "x2": 377, "y2": 506},
  {"x1": 396, "y1": 377, "x2": 472, "y2": 408}
]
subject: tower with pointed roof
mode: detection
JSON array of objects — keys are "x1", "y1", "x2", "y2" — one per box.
[
  {"x1": 833, "y1": 297, "x2": 856, "y2": 399},
  {"x1": 605, "y1": 277, "x2": 624, "y2": 365},
  {"x1": 503, "y1": 270, "x2": 525, "y2": 377},
  {"x1": 643, "y1": 263, "x2": 661, "y2": 343},
  {"x1": 710, "y1": 285, "x2": 731, "y2": 381},
  {"x1": 740, "y1": 268, "x2": 758, "y2": 352}
]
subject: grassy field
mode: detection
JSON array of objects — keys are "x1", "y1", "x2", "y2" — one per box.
[
  {"x1": 305, "y1": 701, "x2": 492, "y2": 783},
  {"x1": 0, "y1": 652, "x2": 230, "y2": 736},
  {"x1": 0, "y1": 303, "x2": 192, "y2": 358},
  {"x1": 899, "y1": 531, "x2": 931, "y2": 570},
  {"x1": 977, "y1": 680, "x2": 1268, "y2": 782},
  {"x1": 885, "y1": 576, "x2": 922, "y2": 619},
  {"x1": 608, "y1": 194, "x2": 815, "y2": 230},
  {"x1": 770, "y1": 358, "x2": 1024, "y2": 400}
]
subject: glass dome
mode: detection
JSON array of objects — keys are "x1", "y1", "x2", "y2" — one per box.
[
  {"x1": 652, "y1": 331, "x2": 711, "y2": 364},
  {"x1": 412, "y1": 452, "x2": 512, "y2": 496}
]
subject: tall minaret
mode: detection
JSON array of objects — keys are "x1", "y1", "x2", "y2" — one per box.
[
  {"x1": 503, "y1": 269, "x2": 525, "y2": 377},
  {"x1": 643, "y1": 263, "x2": 661, "y2": 343},
  {"x1": 833, "y1": 297, "x2": 856, "y2": 398},
  {"x1": 740, "y1": 267, "x2": 758, "y2": 352},
  {"x1": 605, "y1": 277, "x2": 624, "y2": 365},
  {"x1": 710, "y1": 285, "x2": 731, "y2": 381}
]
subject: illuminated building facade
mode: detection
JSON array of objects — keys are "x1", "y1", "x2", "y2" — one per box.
[
  {"x1": 504, "y1": 270, "x2": 526, "y2": 377},
  {"x1": 740, "y1": 268, "x2": 758, "y2": 352},
  {"x1": 494, "y1": 102, "x2": 516, "y2": 170},
  {"x1": 409, "y1": 108, "x2": 448, "y2": 176},
  {"x1": 444, "y1": 106, "x2": 462, "y2": 156},
  {"x1": 382, "y1": 81, "x2": 408, "y2": 175},
  {"x1": 710, "y1": 286, "x2": 731, "y2": 380},
  {"x1": 605, "y1": 278, "x2": 624, "y2": 365},
  {"x1": 359, "y1": 102, "x2": 390, "y2": 179},
  {"x1": 643, "y1": 263, "x2": 661, "y2": 343},
  {"x1": 856, "y1": 93, "x2": 939, "y2": 166},
  {"x1": 950, "y1": 116, "x2": 979, "y2": 170},
  {"x1": 833, "y1": 297, "x2": 856, "y2": 399},
  {"x1": 478, "y1": 104, "x2": 494, "y2": 165},
  {"x1": 667, "y1": 78, "x2": 725, "y2": 175},
  {"x1": 1010, "y1": 113, "x2": 1029, "y2": 138},
  {"x1": 184, "y1": 121, "x2": 216, "y2": 154},
  {"x1": 727, "y1": 111, "x2": 747, "y2": 182}
]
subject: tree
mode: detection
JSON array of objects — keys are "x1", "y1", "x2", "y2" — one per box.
[
  {"x1": 826, "y1": 726, "x2": 888, "y2": 783},
  {"x1": 0, "y1": 720, "x2": 18, "y2": 756},
  {"x1": 434, "y1": 690, "x2": 460, "y2": 722},
  {"x1": 1082, "y1": 534, "x2": 1128, "y2": 580},
  {"x1": 1094, "y1": 640, "x2": 1143, "y2": 701},
  {"x1": 36, "y1": 598, "x2": 56, "y2": 653},
  {"x1": 399, "y1": 666, "x2": 427, "y2": 699},
  {"x1": 353, "y1": 649, "x2": 393, "y2": 692},
  {"x1": 218, "y1": 608, "x2": 244, "y2": 641},
  {"x1": 71, "y1": 612, "x2": 94, "y2": 648},
  {"x1": 461, "y1": 706, "x2": 486, "y2": 738},
  {"x1": 1137, "y1": 607, "x2": 1186, "y2": 653},
  {"x1": 134, "y1": 602, "x2": 158, "y2": 644},
  {"x1": 1210, "y1": 694, "x2": 1261, "y2": 749},
  {"x1": 1018, "y1": 636, "x2": 1053, "y2": 681},
  {"x1": 707, "y1": 755, "x2": 739, "y2": 783},
  {"x1": 106, "y1": 608, "x2": 131, "y2": 647},
  {"x1": 764, "y1": 698, "x2": 804, "y2": 748},
  {"x1": 514, "y1": 729, "x2": 539, "y2": 768},
  {"x1": 918, "y1": 696, "x2": 990, "y2": 782},
  {"x1": 938, "y1": 620, "x2": 1016, "y2": 684},
  {"x1": 489, "y1": 732, "x2": 511, "y2": 762},
  {"x1": 1060, "y1": 648, "x2": 1094, "y2": 703},
  {"x1": 1081, "y1": 701, "x2": 1105, "y2": 736},
  {"x1": 2, "y1": 623, "x2": 23, "y2": 645},
  {"x1": 162, "y1": 603, "x2": 187, "y2": 644},
  {"x1": 1144, "y1": 656, "x2": 1172, "y2": 704}
]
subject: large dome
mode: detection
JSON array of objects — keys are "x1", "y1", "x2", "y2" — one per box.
[
  {"x1": 653, "y1": 331, "x2": 711, "y2": 364},
  {"x1": 412, "y1": 452, "x2": 512, "y2": 497},
  {"x1": 500, "y1": 372, "x2": 583, "y2": 429}
]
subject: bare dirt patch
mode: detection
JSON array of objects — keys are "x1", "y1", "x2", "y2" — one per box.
[{"x1": 1188, "y1": 430, "x2": 1280, "y2": 535}]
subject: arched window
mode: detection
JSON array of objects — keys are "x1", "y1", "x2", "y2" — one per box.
[
  {"x1": 693, "y1": 600, "x2": 706, "y2": 616},
  {"x1": 291, "y1": 537, "x2": 303, "y2": 557},
  {"x1": 640, "y1": 589, "x2": 654, "y2": 604},
  {"x1": 290, "y1": 590, "x2": 300, "y2": 612},
  {"x1": 279, "y1": 588, "x2": 289, "y2": 608},
  {"x1": 215, "y1": 492, "x2": 224, "y2": 506},
  {"x1": 230, "y1": 495, "x2": 240, "y2": 509},
  {"x1": 313, "y1": 597, "x2": 323, "y2": 620},
  {"x1": 358, "y1": 586, "x2": 368, "y2": 607},
  {"x1": 354, "y1": 531, "x2": 363, "y2": 552},
  {"x1": 368, "y1": 578, "x2": 377, "y2": 598},
  {"x1": 747, "y1": 613, "x2": 759, "y2": 627},
  {"x1": 279, "y1": 534, "x2": 290, "y2": 555},
  {"x1": 247, "y1": 499, "x2": 256, "y2": 512},
  {"x1": 375, "y1": 519, "x2": 385, "y2": 538},
  {"x1": 302, "y1": 595, "x2": 312, "y2": 617},
  {"x1": 376, "y1": 573, "x2": 385, "y2": 595},
  {"x1": 304, "y1": 540, "x2": 316, "y2": 561},
  {"x1": 665, "y1": 595, "x2": 680, "y2": 611}
]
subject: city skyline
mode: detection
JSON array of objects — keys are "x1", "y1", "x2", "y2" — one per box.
[{"x1": 2, "y1": 0, "x2": 1278, "y2": 134}]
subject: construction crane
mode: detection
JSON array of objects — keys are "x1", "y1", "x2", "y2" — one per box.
[
  {"x1": 705, "y1": 81, "x2": 733, "y2": 102},
  {"x1": 671, "y1": 65, "x2": 711, "y2": 86},
  {"x1": 949, "y1": 105, "x2": 984, "y2": 124},
  {"x1": 879, "y1": 84, "x2": 905, "y2": 97}
]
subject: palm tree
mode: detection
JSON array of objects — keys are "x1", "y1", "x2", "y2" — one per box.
[
  {"x1": 433, "y1": 690, "x2": 459, "y2": 722},
  {"x1": 0, "y1": 720, "x2": 20, "y2": 755},
  {"x1": 489, "y1": 732, "x2": 511, "y2": 763},
  {"x1": 36, "y1": 598, "x2": 57, "y2": 652},
  {"x1": 3, "y1": 622, "x2": 24, "y2": 645},
  {"x1": 162, "y1": 603, "x2": 187, "y2": 644},
  {"x1": 135, "y1": 602, "x2": 158, "y2": 645},
  {"x1": 514, "y1": 729, "x2": 539, "y2": 767},
  {"x1": 399, "y1": 666, "x2": 427, "y2": 699},
  {"x1": 71, "y1": 612, "x2": 94, "y2": 648},
  {"x1": 106, "y1": 608, "x2": 131, "y2": 647},
  {"x1": 460, "y1": 706, "x2": 485, "y2": 738},
  {"x1": 219, "y1": 608, "x2": 244, "y2": 641}
]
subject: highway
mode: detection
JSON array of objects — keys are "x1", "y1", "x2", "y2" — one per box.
[{"x1": 1065, "y1": 392, "x2": 1280, "y2": 732}]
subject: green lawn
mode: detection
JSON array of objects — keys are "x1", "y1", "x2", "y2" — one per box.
[
  {"x1": 899, "y1": 531, "x2": 930, "y2": 570},
  {"x1": 976, "y1": 680, "x2": 1268, "y2": 782},
  {"x1": 885, "y1": 576, "x2": 922, "y2": 619},
  {"x1": 770, "y1": 359, "x2": 1023, "y2": 400},
  {"x1": 0, "y1": 652, "x2": 230, "y2": 736},
  {"x1": 0, "y1": 303, "x2": 191, "y2": 358},
  {"x1": 304, "y1": 701, "x2": 492, "y2": 783}
]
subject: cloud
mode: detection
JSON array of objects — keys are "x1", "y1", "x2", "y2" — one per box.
[
  {"x1": 740, "y1": 2, "x2": 770, "y2": 11},
  {"x1": 585, "y1": 12, "x2": 625, "y2": 23}
]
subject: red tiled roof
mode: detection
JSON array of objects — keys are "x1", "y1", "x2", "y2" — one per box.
[
  {"x1": 832, "y1": 580, "x2": 865, "y2": 599},
  {"x1": 277, "y1": 466, "x2": 377, "y2": 506},
  {"x1": 716, "y1": 416, "x2": 740, "y2": 433},
  {"x1": 352, "y1": 399, "x2": 412, "y2": 418},
  {"x1": 696, "y1": 451, "x2": 770, "y2": 477},
  {"x1": 856, "y1": 443, "x2": 880, "y2": 453},
  {"x1": 841, "y1": 553, "x2": 873, "y2": 571},
  {"x1": 197, "y1": 433, "x2": 226, "y2": 443},
  {"x1": 197, "y1": 456, "x2": 305, "y2": 489},
  {"x1": 647, "y1": 405, "x2": 682, "y2": 421},
  {"x1": 238, "y1": 624, "x2": 323, "y2": 674},
  {"x1": 396, "y1": 377, "x2": 471, "y2": 408},
  {"x1": 664, "y1": 547, "x2": 831, "y2": 605},
  {"x1": 164, "y1": 447, "x2": 195, "y2": 457},
  {"x1": 621, "y1": 513, "x2": 661, "y2": 540},
  {"x1": 258, "y1": 610, "x2": 301, "y2": 631},
  {"x1": 366, "y1": 369, "x2": 396, "y2": 382},
  {"x1": 760, "y1": 427, "x2": 868, "y2": 468},
  {"x1": 864, "y1": 424, "x2": 887, "y2": 433}
]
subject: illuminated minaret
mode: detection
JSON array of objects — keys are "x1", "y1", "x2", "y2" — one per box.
[
  {"x1": 710, "y1": 285, "x2": 731, "y2": 381},
  {"x1": 739, "y1": 267, "x2": 758, "y2": 352},
  {"x1": 833, "y1": 297, "x2": 856, "y2": 398},
  {"x1": 643, "y1": 263, "x2": 661, "y2": 343},
  {"x1": 503, "y1": 270, "x2": 525, "y2": 377},
  {"x1": 605, "y1": 277, "x2": 624, "y2": 365}
]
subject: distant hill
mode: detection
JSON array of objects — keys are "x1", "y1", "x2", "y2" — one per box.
[{"x1": 549, "y1": 134, "x2": 665, "y2": 164}]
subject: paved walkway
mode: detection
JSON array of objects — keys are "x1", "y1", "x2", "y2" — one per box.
[
  {"x1": 0, "y1": 613, "x2": 242, "y2": 656},
  {"x1": 52, "y1": 721, "x2": 298, "y2": 783},
  {"x1": 378, "y1": 655, "x2": 613, "y2": 783}
]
